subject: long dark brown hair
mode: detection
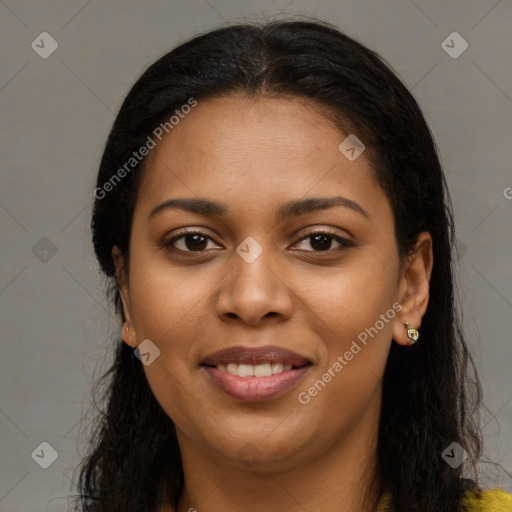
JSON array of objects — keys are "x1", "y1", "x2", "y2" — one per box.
[{"x1": 75, "y1": 19, "x2": 482, "y2": 511}]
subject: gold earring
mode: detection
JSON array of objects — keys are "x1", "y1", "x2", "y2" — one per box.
[{"x1": 405, "y1": 322, "x2": 419, "y2": 345}]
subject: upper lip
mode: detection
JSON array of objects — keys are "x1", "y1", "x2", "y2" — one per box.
[{"x1": 202, "y1": 345, "x2": 311, "y2": 367}]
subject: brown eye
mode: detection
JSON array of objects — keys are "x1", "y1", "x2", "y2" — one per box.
[
  {"x1": 179, "y1": 234, "x2": 209, "y2": 251},
  {"x1": 308, "y1": 233, "x2": 336, "y2": 251},
  {"x1": 162, "y1": 230, "x2": 221, "y2": 253},
  {"x1": 292, "y1": 231, "x2": 355, "y2": 253}
]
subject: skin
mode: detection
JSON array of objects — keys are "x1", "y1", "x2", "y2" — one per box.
[{"x1": 112, "y1": 94, "x2": 433, "y2": 512}]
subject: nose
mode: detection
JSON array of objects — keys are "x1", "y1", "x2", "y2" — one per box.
[{"x1": 214, "y1": 244, "x2": 294, "y2": 327}]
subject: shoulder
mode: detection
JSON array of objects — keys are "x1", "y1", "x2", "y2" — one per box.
[
  {"x1": 162, "y1": 489, "x2": 512, "y2": 512},
  {"x1": 463, "y1": 488, "x2": 512, "y2": 512},
  {"x1": 376, "y1": 488, "x2": 512, "y2": 512}
]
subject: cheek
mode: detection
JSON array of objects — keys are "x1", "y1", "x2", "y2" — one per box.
[
  {"x1": 129, "y1": 256, "x2": 208, "y2": 344},
  {"x1": 293, "y1": 259, "x2": 399, "y2": 421},
  {"x1": 142, "y1": 363, "x2": 210, "y2": 447},
  {"x1": 128, "y1": 262, "x2": 210, "y2": 427},
  {"x1": 295, "y1": 257, "x2": 399, "y2": 351}
]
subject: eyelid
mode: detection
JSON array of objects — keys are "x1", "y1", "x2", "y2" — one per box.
[
  {"x1": 160, "y1": 226, "x2": 355, "y2": 254},
  {"x1": 294, "y1": 226, "x2": 350, "y2": 240},
  {"x1": 291, "y1": 228, "x2": 356, "y2": 251},
  {"x1": 159, "y1": 227, "x2": 220, "y2": 250}
]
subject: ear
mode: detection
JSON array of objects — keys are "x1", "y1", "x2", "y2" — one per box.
[
  {"x1": 393, "y1": 232, "x2": 433, "y2": 346},
  {"x1": 112, "y1": 245, "x2": 137, "y2": 348}
]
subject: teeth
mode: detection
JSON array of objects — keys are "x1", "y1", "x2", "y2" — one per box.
[
  {"x1": 238, "y1": 364, "x2": 254, "y2": 377},
  {"x1": 216, "y1": 362, "x2": 295, "y2": 377},
  {"x1": 226, "y1": 363, "x2": 238, "y2": 375},
  {"x1": 254, "y1": 363, "x2": 272, "y2": 377},
  {"x1": 271, "y1": 363, "x2": 283, "y2": 374}
]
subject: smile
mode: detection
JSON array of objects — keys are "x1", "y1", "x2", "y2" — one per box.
[{"x1": 201, "y1": 345, "x2": 312, "y2": 402}]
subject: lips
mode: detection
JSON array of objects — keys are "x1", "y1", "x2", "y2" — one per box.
[
  {"x1": 201, "y1": 345, "x2": 312, "y2": 402},
  {"x1": 202, "y1": 345, "x2": 311, "y2": 367}
]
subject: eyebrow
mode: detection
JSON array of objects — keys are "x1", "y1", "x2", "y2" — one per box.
[{"x1": 149, "y1": 196, "x2": 369, "y2": 220}]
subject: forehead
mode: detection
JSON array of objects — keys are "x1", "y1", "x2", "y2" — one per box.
[{"x1": 135, "y1": 94, "x2": 386, "y2": 220}]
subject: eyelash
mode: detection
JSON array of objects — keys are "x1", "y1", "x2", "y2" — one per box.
[{"x1": 160, "y1": 228, "x2": 355, "y2": 255}]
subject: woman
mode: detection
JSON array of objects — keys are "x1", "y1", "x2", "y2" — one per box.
[{"x1": 77, "y1": 19, "x2": 512, "y2": 512}]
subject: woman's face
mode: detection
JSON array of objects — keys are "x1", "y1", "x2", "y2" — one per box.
[{"x1": 114, "y1": 94, "x2": 428, "y2": 472}]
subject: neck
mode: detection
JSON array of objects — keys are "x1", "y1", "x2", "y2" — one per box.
[{"x1": 175, "y1": 401, "x2": 382, "y2": 512}]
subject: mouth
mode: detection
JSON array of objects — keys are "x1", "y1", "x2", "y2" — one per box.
[{"x1": 201, "y1": 345, "x2": 312, "y2": 402}]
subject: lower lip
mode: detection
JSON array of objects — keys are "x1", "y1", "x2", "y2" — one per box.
[{"x1": 203, "y1": 365, "x2": 311, "y2": 402}]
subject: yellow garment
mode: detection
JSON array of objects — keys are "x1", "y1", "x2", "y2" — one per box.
[
  {"x1": 375, "y1": 488, "x2": 512, "y2": 511},
  {"x1": 464, "y1": 488, "x2": 512, "y2": 512},
  {"x1": 161, "y1": 488, "x2": 512, "y2": 511}
]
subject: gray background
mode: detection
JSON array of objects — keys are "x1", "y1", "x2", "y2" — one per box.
[{"x1": 1, "y1": 1, "x2": 511, "y2": 510}]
